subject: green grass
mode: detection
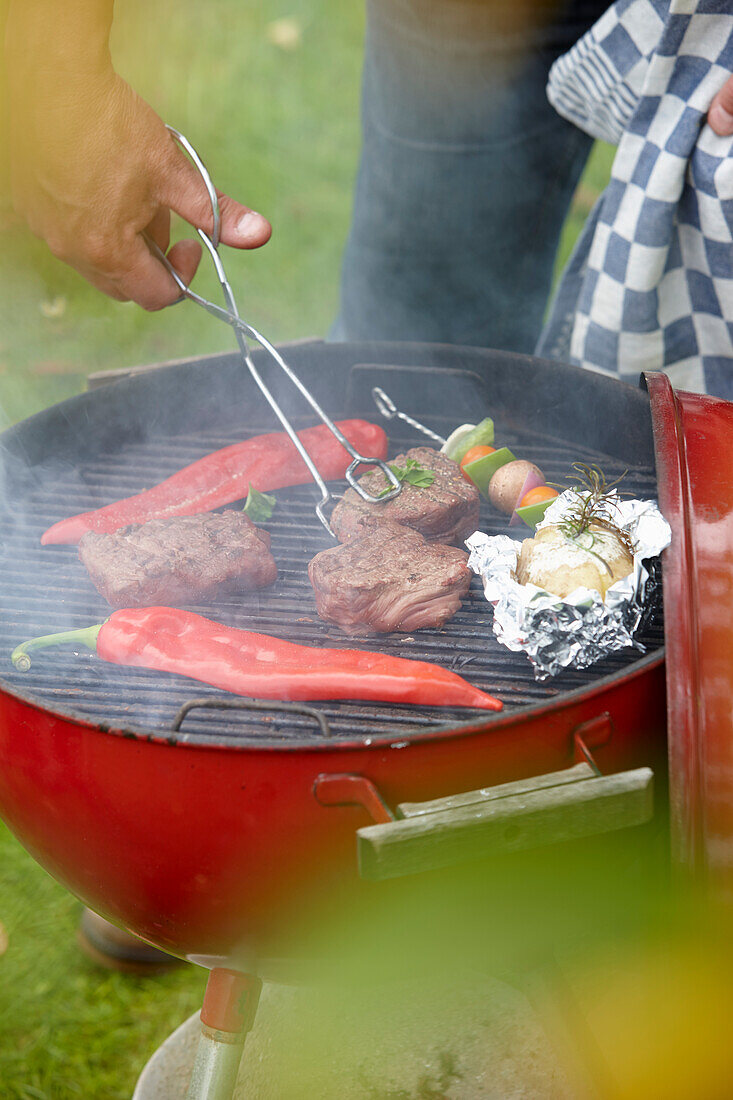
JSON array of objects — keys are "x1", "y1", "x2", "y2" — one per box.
[
  {"x1": 0, "y1": 820, "x2": 206, "y2": 1099},
  {"x1": 0, "y1": 1, "x2": 616, "y2": 1092}
]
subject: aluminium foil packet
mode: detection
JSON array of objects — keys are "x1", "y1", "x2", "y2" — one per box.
[{"x1": 465, "y1": 491, "x2": 672, "y2": 680}]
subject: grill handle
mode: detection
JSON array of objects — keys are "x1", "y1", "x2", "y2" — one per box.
[
  {"x1": 314, "y1": 716, "x2": 654, "y2": 881},
  {"x1": 356, "y1": 762, "x2": 653, "y2": 882},
  {"x1": 171, "y1": 697, "x2": 331, "y2": 737}
]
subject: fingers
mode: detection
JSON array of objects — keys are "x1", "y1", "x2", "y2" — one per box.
[
  {"x1": 708, "y1": 75, "x2": 733, "y2": 136},
  {"x1": 119, "y1": 236, "x2": 200, "y2": 310},
  {"x1": 165, "y1": 238, "x2": 203, "y2": 289},
  {"x1": 145, "y1": 207, "x2": 171, "y2": 253},
  {"x1": 217, "y1": 190, "x2": 272, "y2": 249},
  {"x1": 158, "y1": 140, "x2": 272, "y2": 250},
  {"x1": 77, "y1": 234, "x2": 202, "y2": 311}
]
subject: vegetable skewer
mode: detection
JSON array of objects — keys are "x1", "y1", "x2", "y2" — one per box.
[{"x1": 369, "y1": 391, "x2": 558, "y2": 529}]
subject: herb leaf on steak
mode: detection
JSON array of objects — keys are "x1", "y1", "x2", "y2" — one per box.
[{"x1": 331, "y1": 447, "x2": 479, "y2": 546}]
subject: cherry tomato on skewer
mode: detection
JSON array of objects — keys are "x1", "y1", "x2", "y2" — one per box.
[
  {"x1": 460, "y1": 444, "x2": 496, "y2": 481},
  {"x1": 519, "y1": 485, "x2": 559, "y2": 509}
]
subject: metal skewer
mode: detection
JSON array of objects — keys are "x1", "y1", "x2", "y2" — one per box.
[
  {"x1": 145, "y1": 126, "x2": 401, "y2": 536},
  {"x1": 371, "y1": 387, "x2": 446, "y2": 445}
]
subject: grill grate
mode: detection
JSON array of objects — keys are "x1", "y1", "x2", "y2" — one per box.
[{"x1": 0, "y1": 403, "x2": 663, "y2": 748}]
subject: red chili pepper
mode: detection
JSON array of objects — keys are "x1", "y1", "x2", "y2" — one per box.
[
  {"x1": 12, "y1": 608, "x2": 503, "y2": 712},
  {"x1": 41, "y1": 420, "x2": 388, "y2": 546}
]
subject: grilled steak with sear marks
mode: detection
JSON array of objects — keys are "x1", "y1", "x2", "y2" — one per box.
[
  {"x1": 308, "y1": 519, "x2": 472, "y2": 634},
  {"x1": 330, "y1": 446, "x2": 479, "y2": 546},
  {"x1": 79, "y1": 510, "x2": 277, "y2": 608}
]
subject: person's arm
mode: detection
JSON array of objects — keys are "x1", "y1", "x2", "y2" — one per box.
[{"x1": 4, "y1": 0, "x2": 271, "y2": 310}]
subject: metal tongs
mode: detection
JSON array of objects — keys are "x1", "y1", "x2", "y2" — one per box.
[
  {"x1": 145, "y1": 126, "x2": 401, "y2": 536},
  {"x1": 371, "y1": 387, "x2": 447, "y2": 446}
]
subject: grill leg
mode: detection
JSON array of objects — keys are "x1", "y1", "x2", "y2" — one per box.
[{"x1": 185, "y1": 968, "x2": 262, "y2": 1100}]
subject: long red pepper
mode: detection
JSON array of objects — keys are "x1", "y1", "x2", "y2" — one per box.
[
  {"x1": 41, "y1": 420, "x2": 388, "y2": 546},
  {"x1": 11, "y1": 607, "x2": 503, "y2": 712}
]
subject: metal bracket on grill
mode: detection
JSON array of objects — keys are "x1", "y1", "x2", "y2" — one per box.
[
  {"x1": 171, "y1": 697, "x2": 331, "y2": 737},
  {"x1": 572, "y1": 713, "x2": 614, "y2": 773},
  {"x1": 313, "y1": 774, "x2": 396, "y2": 823},
  {"x1": 571, "y1": 715, "x2": 612, "y2": 773}
]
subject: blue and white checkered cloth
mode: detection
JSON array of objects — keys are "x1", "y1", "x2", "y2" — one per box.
[{"x1": 537, "y1": 0, "x2": 733, "y2": 398}]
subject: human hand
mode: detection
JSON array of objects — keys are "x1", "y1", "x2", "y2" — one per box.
[
  {"x1": 6, "y1": 30, "x2": 271, "y2": 310},
  {"x1": 708, "y1": 74, "x2": 733, "y2": 137}
]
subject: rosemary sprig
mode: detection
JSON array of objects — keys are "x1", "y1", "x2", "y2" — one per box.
[{"x1": 556, "y1": 463, "x2": 636, "y2": 558}]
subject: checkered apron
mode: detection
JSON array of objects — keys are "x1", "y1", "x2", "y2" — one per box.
[{"x1": 538, "y1": 0, "x2": 733, "y2": 397}]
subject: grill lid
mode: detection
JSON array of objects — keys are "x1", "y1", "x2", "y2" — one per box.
[{"x1": 647, "y1": 372, "x2": 733, "y2": 889}]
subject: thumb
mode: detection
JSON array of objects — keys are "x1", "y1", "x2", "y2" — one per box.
[
  {"x1": 158, "y1": 142, "x2": 272, "y2": 249},
  {"x1": 709, "y1": 74, "x2": 733, "y2": 136}
]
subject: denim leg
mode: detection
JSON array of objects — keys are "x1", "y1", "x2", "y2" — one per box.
[{"x1": 331, "y1": 0, "x2": 596, "y2": 353}]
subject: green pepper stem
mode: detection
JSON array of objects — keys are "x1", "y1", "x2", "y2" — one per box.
[{"x1": 11, "y1": 624, "x2": 104, "y2": 672}]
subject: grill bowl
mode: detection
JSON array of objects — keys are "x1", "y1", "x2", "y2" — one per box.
[{"x1": 0, "y1": 342, "x2": 667, "y2": 964}]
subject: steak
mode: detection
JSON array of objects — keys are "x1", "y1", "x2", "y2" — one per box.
[
  {"x1": 330, "y1": 447, "x2": 480, "y2": 546},
  {"x1": 308, "y1": 519, "x2": 472, "y2": 634},
  {"x1": 78, "y1": 510, "x2": 277, "y2": 608}
]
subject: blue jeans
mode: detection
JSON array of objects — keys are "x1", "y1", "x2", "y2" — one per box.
[{"x1": 332, "y1": 0, "x2": 603, "y2": 353}]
